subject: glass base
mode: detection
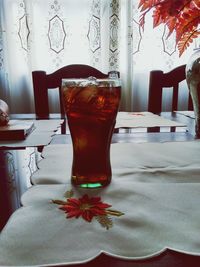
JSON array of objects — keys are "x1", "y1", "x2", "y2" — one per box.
[
  {"x1": 79, "y1": 183, "x2": 103, "y2": 188},
  {"x1": 71, "y1": 178, "x2": 111, "y2": 188}
]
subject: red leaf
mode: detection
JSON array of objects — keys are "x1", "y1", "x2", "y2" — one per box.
[
  {"x1": 138, "y1": 0, "x2": 200, "y2": 56},
  {"x1": 178, "y1": 30, "x2": 200, "y2": 57}
]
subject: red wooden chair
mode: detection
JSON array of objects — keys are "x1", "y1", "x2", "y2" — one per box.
[
  {"x1": 32, "y1": 64, "x2": 114, "y2": 134},
  {"x1": 147, "y1": 64, "x2": 193, "y2": 132},
  {"x1": 148, "y1": 64, "x2": 193, "y2": 114}
]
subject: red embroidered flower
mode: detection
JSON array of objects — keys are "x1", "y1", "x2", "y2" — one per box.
[{"x1": 59, "y1": 194, "x2": 112, "y2": 222}]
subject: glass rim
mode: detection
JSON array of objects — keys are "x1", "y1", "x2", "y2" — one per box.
[{"x1": 62, "y1": 78, "x2": 121, "y2": 87}]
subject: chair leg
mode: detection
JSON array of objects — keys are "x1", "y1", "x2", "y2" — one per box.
[
  {"x1": 147, "y1": 127, "x2": 160, "y2": 133},
  {"x1": 61, "y1": 119, "x2": 66, "y2": 134}
]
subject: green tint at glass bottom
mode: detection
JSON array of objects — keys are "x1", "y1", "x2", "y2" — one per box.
[{"x1": 80, "y1": 183, "x2": 102, "y2": 188}]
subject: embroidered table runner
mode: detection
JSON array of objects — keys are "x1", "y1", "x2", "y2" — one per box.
[
  {"x1": 0, "y1": 120, "x2": 63, "y2": 148},
  {"x1": 1, "y1": 181, "x2": 200, "y2": 266},
  {"x1": 115, "y1": 112, "x2": 186, "y2": 128},
  {"x1": 0, "y1": 141, "x2": 200, "y2": 266}
]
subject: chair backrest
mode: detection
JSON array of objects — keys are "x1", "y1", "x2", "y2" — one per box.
[
  {"x1": 148, "y1": 64, "x2": 193, "y2": 113},
  {"x1": 32, "y1": 64, "x2": 115, "y2": 133}
]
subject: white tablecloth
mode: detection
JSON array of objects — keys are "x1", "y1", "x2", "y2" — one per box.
[
  {"x1": 1, "y1": 141, "x2": 200, "y2": 266},
  {"x1": 31, "y1": 141, "x2": 200, "y2": 184},
  {"x1": 0, "y1": 120, "x2": 63, "y2": 148},
  {"x1": 175, "y1": 111, "x2": 195, "y2": 119}
]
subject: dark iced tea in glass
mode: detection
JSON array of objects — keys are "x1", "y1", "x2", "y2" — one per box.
[{"x1": 62, "y1": 77, "x2": 121, "y2": 188}]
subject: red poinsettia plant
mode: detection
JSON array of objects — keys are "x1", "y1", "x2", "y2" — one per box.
[{"x1": 138, "y1": 0, "x2": 200, "y2": 56}]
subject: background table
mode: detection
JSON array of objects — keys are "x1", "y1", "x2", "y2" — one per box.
[{"x1": 0, "y1": 119, "x2": 63, "y2": 230}]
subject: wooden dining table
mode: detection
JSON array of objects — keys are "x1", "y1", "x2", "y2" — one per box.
[{"x1": 0, "y1": 111, "x2": 200, "y2": 267}]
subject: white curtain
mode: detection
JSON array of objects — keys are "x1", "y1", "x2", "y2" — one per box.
[
  {"x1": 131, "y1": 2, "x2": 196, "y2": 111},
  {"x1": 0, "y1": 0, "x2": 196, "y2": 113}
]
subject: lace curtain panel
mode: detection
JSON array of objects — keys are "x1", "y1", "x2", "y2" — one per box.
[{"x1": 0, "y1": 0, "x2": 195, "y2": 113}]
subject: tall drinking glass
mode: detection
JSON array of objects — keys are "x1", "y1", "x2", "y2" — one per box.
[{"x1": 62, "y1": 75, "x2": 121, "y2": 188}]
